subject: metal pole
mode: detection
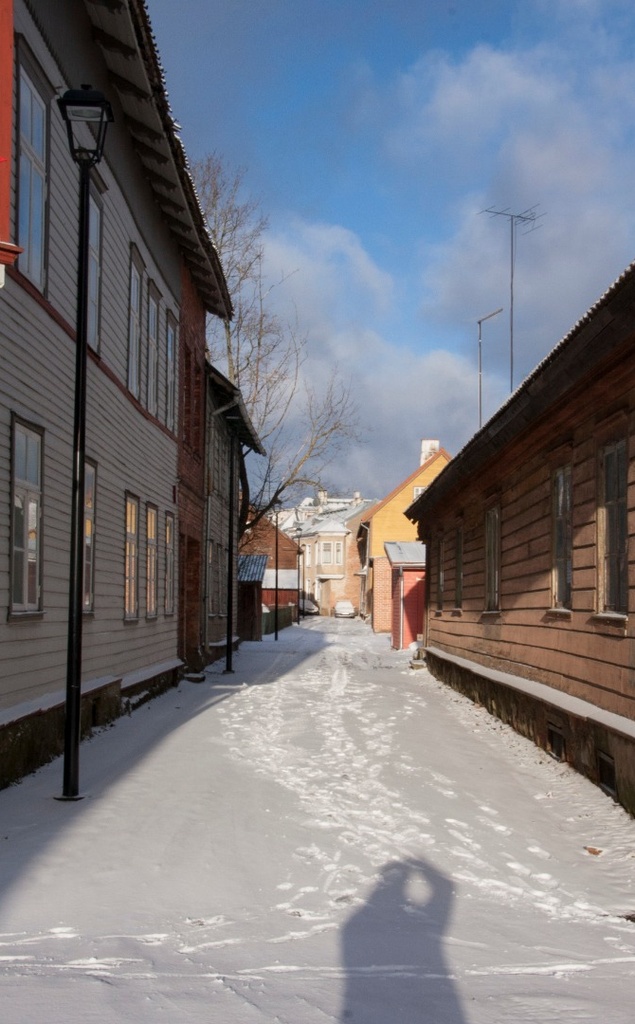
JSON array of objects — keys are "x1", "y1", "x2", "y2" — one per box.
[
  {"x1": 274, "y1": 509, "x2": 279, "y2": 640},
  {"x1": 224, "y1": 431, "x2": 236, "y2": 673},
  {"x1": 476, "y1": 308, "x2": 503, "y2": 429},
  {"x1": 61, "y1": 160, "x2": 91, "y2": 799}
]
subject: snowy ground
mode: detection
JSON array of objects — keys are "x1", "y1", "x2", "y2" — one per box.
[{"x1": 2, "y1": 617, "x2": 635, "y2": 1022}]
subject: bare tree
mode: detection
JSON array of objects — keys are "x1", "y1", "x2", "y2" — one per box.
[{"x1": 192, "y1": 154, "x2": 359, "y2": 535}]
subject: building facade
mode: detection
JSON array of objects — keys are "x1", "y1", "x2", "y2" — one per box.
[
  {"x1": 407, "y1": 262, "x2": 635, "y2": 815},
  {"x1": 0, "y1": 0, "x2": 232, "y2": 786},
  {"x1": 358, "y1": 442, "x2": 451, "y2": 631}
]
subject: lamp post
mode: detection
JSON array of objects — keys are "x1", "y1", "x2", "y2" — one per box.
[
  {"x1": 57, "y1": 86, "x2": 113, "y2": 799},
  {"x1": 477, "y1": 307, "x2": 503, "y2": 429},
  {"x1": 274, "y1": 508, "x2": 279, "y2": 641},
  {"x1": 294, "y1": 526, "x2": 303, "y2": 621}
]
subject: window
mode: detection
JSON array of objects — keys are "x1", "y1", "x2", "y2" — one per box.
[
  {"x1": 166, "y1": 316, "x2": 177, "y2": 431},
  {"x1": 127, "y1": 257, "x2": 142, "y2": 397},
  {"x1": 87, "y1": 194, "x2": 102, "y2": 351},
  {"x1": 321, "y1": 542, "x2": 332, "y2": 564},
  {"x1": 11, "y1": 422, "x2": 42, "y2": 612},
  {"x1": 552, "y1": 464, "x2": 572, "y2": 609},
  {"x1": 413, "y1": 485, "x2": 427, "y2": 500},
  {"x1": 436, "y1": 536, "x2": 444, "y2": 610},
  {"x1": 18, "y1": 67, "x2": 47, "y2": 288},
  {"x1": 601, "y1": 439, "x2": 628, "y2": 614},
  {"x1": 83, "y1": 463, "x2": 96, "y2": 611},
  {"x1": 146, "y1": 505, "x2": 158, "y2": 617},
  {"x1": 455, "y1": 526, "x2": 463, "y2": 608},
  {"x1": 206, "y1": 539, "x2": 214, "y2": 616},
  {"x1": 217, "y1": 542, "x2": 225, "y2": 614},
  {"x1": 304, "y1": 544, "x2": 312, "y2": 568},
  {"x1": 125, "y1": 495, "x2": 139, "y2": 618},
  {"x1": 165, "y1": 513, "x2": 175, "y2": 614},
  {"x1": 485, "y1": 505, "x2": 500, "y2": 611},
  {"x1": 147, "y1": 289, "x2": 159, "y2": 415},
  {"x1": 335, "y1": 541, "x2": 343, "y2": 565}
]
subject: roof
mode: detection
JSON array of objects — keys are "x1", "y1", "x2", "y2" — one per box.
[
  {"x1": 407, "y1": 259, "x2": 635, "y2": 523},
  {"x1": 361, "y1": 448, "x2": 452, "y2": 525},
  {"x1": 207, "y1": 363, "x2": 265, "y2": 455},
  {"x1": 238, "y1": 554, "x2": 268, "y2": 584},
  {"x1": 296, "y1": 498, "x2": 377, "y2": 537},
  {"x1": 83, "y1": 0, "x2": 232, "y2": 319},
  {"x1": 262, "y1": 569, "x2": 299, "y2": 590},
  {"x1": 384, "y1": 541, "x2": 427, "y2": 566}
]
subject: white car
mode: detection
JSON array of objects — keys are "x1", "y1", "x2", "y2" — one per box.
[
  {"x1": 300, "y1": 598, "x2": 319, "y2": 615},
  {"x1": 333, "y1": 600, "x2": 355, "y2": 618}
]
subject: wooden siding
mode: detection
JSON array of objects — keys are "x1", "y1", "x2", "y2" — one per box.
[
  {"x1": 420, "y1": 335, "x2": 635, "y2": 723},
  {"x1": 0, "y1": 1, "x2": 182, "y2": 717}
]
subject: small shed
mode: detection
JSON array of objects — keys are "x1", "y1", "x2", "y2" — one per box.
[
  {"x1": 384, "y1": 542, "x2": 427, "y2": 650},
  {"x1": 238, "y1": 554, "x2": 268, "y2": 641}
]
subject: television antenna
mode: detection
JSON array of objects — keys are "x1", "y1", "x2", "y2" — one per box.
[{"x1": 481, "y1": 205, "x2": 543, "y2": 391}]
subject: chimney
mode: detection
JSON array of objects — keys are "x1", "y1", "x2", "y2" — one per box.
[{"x1": 420, "y1": 439, "x2": 440, "y2": 465}]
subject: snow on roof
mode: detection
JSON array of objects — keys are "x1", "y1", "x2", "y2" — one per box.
[
  {"x1": 262, "y1": 569, "x2": 299, "y2": 590},
  {"x1": 384, "y1": 541, "x2": 427, "y2": 565},
  {"x1": 238, "y1": 554, "x2": 268, "y2": 584}
]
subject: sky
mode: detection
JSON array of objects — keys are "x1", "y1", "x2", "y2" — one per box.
[
  {"x1": 2, "y1": 618, "x2": 635, "y2": 1020},
  {"x1": 148, "y1": 0, "x2": 635, "y2": 497}
]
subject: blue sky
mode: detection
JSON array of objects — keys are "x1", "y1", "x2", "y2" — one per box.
[{"x1": 149, "y1": 0, "x2": 635, "y2": 497}]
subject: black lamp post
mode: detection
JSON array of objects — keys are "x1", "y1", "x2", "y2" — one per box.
[
  {"x1": 57, "y1": 85, "x2": 113, "y2": 799},
  {"x1": 294, "y1": 525, "x2": 303, "y2": 620}
]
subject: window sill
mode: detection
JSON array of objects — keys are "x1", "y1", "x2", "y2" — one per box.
[
  {"x1": 479, "y1": 610, "x2": 501, "y2": 620},
  {"x1": 590, "y1": 611, "x2": 627, "y2": 631},
  {"x1": 7, "y1": 610, "x2": 45, "y2": 623},
  {"x1": 545, "y1": 607, "x2": 572, "y2": 620}
]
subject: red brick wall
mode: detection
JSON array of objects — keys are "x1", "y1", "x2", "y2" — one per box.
[{"x1": 372, "y1": 556, "x2": 393, "y2": 633}]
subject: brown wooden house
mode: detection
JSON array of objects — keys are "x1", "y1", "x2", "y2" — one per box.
[{"x1": 407, "y1": 261, "x2": 635, "y2": 815}]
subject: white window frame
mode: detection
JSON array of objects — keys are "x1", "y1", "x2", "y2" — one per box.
[
  {"x1": 127, "y1": 257, "x2": 142, "y2": 397},
  {"x1": 166, "y1": 315, "x2": 177, "y2": 431},
  {"x1": 165, "y1": 512, "x2": 175, "y2": 615},
  {"x1": 321, "y1": 541, "x2": 333, "y2": 565},
  {"x1": 125, "y1": 495, "x2": 139, "y2": 619},
  {"x1": 146, "y1": 504, "x2": 158, "y2": 618},
  {"x1": 11, "y1": 421, "x2": 42, "y2": 612},
  {"x1": 87, "y1": 192, "x2": 102, "y2": 351},
  {"x1": 147, "y1": 288, "x2": 159, "y2": 415},
  {"x1": 83, "y1": 462, "x2": 96, "y2": 612},
  {"x1": 304, "y1": 543, "x2": 311, "y2": 568},
  {"x1": 335, "y1": 540, "x2": 343, "y2": 565},
  {"x1": 17, "y1": 66, "x2": 47, "y2": 289}
]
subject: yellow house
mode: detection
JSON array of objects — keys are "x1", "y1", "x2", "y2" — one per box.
[{"x1": 359, "y1": 441, "x2": 451, "y2": 632}]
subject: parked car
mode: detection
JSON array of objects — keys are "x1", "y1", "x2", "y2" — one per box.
[
  {"x1": 333, "y1": 600, "x2": 356, "y2": 618},
  {"x1": 300, "y1": 598, "x2": 319, "y2": 615}
]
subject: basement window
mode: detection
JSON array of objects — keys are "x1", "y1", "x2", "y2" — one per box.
[
  {"x1": 547, "y1": 722, "x2": 566, "y2": 762},
  {"x1": 597, "y1": 751, "x2": 617, "y2": 798}
]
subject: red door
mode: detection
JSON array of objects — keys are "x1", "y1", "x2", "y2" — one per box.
[{"x1": 402, "y1": 570, "x2": 425, "y2": 648}]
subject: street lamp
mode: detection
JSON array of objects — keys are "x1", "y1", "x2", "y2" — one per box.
[
  {"x1": 477, "y1": 307, "x2": 503, "y2": 429},
  {"x1": 57, "y1": 85, "x2": 113, "y2": 800},
  {"x1": 293, "y1": 525, "x2": 303, "y2": 620}
]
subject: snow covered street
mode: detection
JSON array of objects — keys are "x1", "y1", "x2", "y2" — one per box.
[{"x1": 2, "y1": 617, "x2": 635, "y2": 1022}]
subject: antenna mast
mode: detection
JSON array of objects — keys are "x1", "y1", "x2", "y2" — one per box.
[{"x1": 482, "y1": 205, "x2": 541, "y2": 391}]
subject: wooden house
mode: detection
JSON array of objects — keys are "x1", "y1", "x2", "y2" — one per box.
[
  {"x1": 358, "y1": 442, "x2": 451, "y2": 631},
  {"x1": 0, "y1": 0, "x2": 232, "y2": 786},
  {"x1": 407, "y1": 262, "x2": 635, "y2": 815}
]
